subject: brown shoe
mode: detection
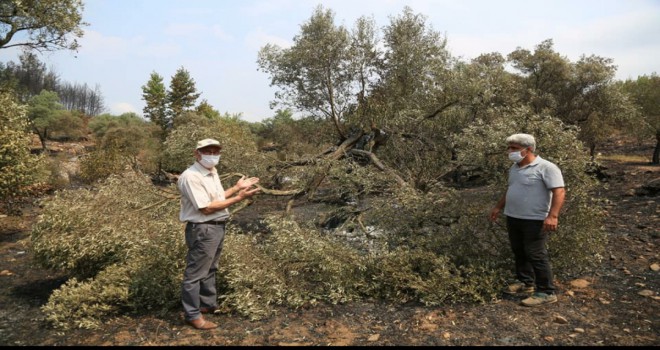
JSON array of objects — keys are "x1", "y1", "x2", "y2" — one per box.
[
  {"x1": 185, "y1": 317, "x2": 218, "y2": 330},
  {"x1": 521, "y1": 292, "x2": 558, "y2": 307},
  {"x1": 200, "y1": 306, "x2": 218, "y2": 314},
  {"x1": 503, "y1": 282, "x2": 535, "y2": 295}
]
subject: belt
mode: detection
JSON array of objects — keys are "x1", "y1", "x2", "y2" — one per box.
[{"x1": 189, "y1": 220, "x2": 226, "y2": 225}]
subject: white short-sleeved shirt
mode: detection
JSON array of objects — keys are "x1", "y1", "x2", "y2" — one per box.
[
  {"x1": 504, "y1": 156, "x2": 565, "y2": 220},
  {"x1": 177, "y1": 161, "x2": 230, "y2": 223}
]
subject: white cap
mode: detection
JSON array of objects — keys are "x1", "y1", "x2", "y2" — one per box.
[{"x1": 196, "y1": 138, "x2": 221, "y2": 150}]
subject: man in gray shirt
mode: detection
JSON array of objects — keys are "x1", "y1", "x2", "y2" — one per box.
[
  {"x1": 177, "y1": 138, "x2": 260, "y2": 329},
  {"x1": 489, "y1": 133, "x2": 565, "y2": 307}
]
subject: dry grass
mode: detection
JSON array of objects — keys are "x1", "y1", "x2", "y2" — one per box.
[{"x1": 596, "y1": 154, "x2": 651, "y2": 163}]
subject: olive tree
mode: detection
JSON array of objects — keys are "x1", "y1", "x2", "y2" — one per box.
[
  {"x1": 258, "y1": 5, "x2": 354, "y2": 139},
  {"x1": 620, "y1": 73, "x2": 660, "y2": 164},
  {"x1": 508, "y1": 39, "x2": 640, "y2": 157},
  {"x1": 0, "y1": 0, "x2": 86, "y2": 52}
]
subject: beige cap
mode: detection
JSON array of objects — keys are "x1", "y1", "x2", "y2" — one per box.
[{"x1": 196, "y1": 138, "x2": 221, "y2": 150}]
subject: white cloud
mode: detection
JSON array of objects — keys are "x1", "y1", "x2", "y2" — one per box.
[
  {"x1": 240, "y1": 0, "x2": 296, "y2": 17},
  {"x1": 162, "y1": 22, "x2": 234, "y2": 45},
  {"x1": 137, "y1": 43, "x2": 181, "y2": 58},
  {"x1": 77, "y1": 30, "x2": 182, "y2": 60},
  {"x1": 78, "y1": 30, "x2": 131, "y2": 58},
  {"x1": 210, "y1": 25, "x2": 233, "y2": 42},
  {"x1": 245, "y1": 28, "x2": 292, "y2": 50},
  {"x1": 111, "y1": 102, "x2": 138, "y2": 115},
  {"x1": 163, "y1": 23, "x2": 208, "y2": 37}
]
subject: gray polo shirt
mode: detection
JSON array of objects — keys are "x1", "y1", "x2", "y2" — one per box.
[
  {"x1": 504, "y1": 156, "x2": 564, "y2": 220},
  {"x1": 177, "y1": 161, "x2": 230, "y2": 223}
]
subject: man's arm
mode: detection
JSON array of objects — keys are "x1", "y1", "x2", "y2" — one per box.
[
  {"x1": 200, "y1": 186, "x2": 260, "y2": 215},
  {"x1": 489, "y1": 194, "x2": 506, "y2": 222},
  {"x1": 543, "y1": 187, "x2": 565, "y2": 231}
]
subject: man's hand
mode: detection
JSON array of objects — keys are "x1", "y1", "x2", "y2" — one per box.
[
  {"x1": 237, "y1": 186, "x2": 260, "y2": 199},
  {"x1": 488, "y1": 207, "x2": 500, "y2": 222},
  {"x1": 236, "y1": 176, "x2": 260, "y2": 190},
  {"x1": 543, "y1": 216, "x2": 559, "y2": 231}
]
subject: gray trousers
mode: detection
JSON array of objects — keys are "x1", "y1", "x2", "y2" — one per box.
[{"x1": 182, "y1": 222, "x2": 226, "y2": 321}]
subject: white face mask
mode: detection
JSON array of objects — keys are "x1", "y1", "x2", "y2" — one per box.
[
  {"x1": 200, "y1": 154, "x2": 220, "y2": 168},
  {"x1": 508, "y1": 150, "x2": 525, "y2": 163}
]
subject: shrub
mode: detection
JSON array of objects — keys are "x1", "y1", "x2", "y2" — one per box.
[
  {"x1": 0, "y1": 90, "x2": 47, "y2": 214},
  {"x1": 162, "y1": 113, "x2": 273, "y2": 178},
  {"x1": 218, "y1": 215, "x2": 368, "y2": 320},
  {"x1": 32, "y1": 171, "x2": 186, "y2": 329},
  {"x1": 453, "y1": 110, "x2": 606, "y2": 274}
]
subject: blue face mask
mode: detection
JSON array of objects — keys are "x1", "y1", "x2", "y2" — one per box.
[{"x1": 200, "y1": 154, "x2": 220, "y2": 168}]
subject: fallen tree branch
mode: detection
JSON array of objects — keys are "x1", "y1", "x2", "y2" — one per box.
[{"x1": 349, "y1": 149, "x2": 408, "y2": 188}]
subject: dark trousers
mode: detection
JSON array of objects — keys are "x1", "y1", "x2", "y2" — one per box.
[
  {"x1": 506, "y1": 216, "x2": 555, "y2": 294},
  {"x1": 181, "y1": 222, "x2": 226, "y2": 321}
]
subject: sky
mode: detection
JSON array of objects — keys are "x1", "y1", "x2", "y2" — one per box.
[{"x1": 1, "y1": 0, "x2": 659, "y2": 123}]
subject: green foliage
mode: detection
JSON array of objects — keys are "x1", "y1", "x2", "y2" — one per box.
[
  {"x1": 85, "y1": 112, "x2": 161, "y2": 178},
  {"x1": 167, "y1": 66, "x2": 201, "y2": 122},
  {"x1": 258, "y1": 5, "x2": 353, "y2": 137},
  {"x1": 0, "y1": 0, "x2": 87, "y2": 52},
  {"x1": 141, "y1": 71, "x2": 169, "y2": 138},
  {"x1": 317, "y1": 157, "x2": 393, "y2": 202},
  {"x1": 0, "y1": 51, "x2": 60, "y2": 101},
  {"x1": 48, "y1": 109, "x2": 88, "y2": 141},
  {"x1": 32, "y1": 171, "x2": 185, "y2": 329},
  {"x1": 28, "y1": 4, "x2": 633, "y2": 332},
  {"x1": 454, "y1": 112, "x2": 606, "y2": 273},
  {"x1": 364, "y1": 248, "x2": 498, "y2": 305},
  {"x1": 218, "y1": 216, "x2": 367, "y2": 320},
  {"x1": 195, "y1": 99, "x2": 221, "y2": 119},
  {"x1": 27, "y1": 89, "x2": 64, "y2": 143},
  {"x1": 508, "y1": 39, "x2": 640, "y2": 155},
  {"x1": 88, "y1": 112, "x2": 145, "y2": 139},
  {"x1": 0, "y1": 90, "x2": 46, "y2": 213},
  {"x1": 621, "y1": 73, "x2": 660, "y2": 132},
  {"x1": 365, "y1": 184, "x2": 510, "y2": 285},
  {"x1": 257, "y1": 111, "x2": 336, "y2": 160},
  {"x1": 162, "y1": 113, "x2": 271, "y2": 178},
  {"x1": 620, "y1": 73, "x2": 660, "y2": 163},
  {"x1": 377, "y1": 6, "x2": 451, "y2": 112},
  {"x1": 25, "y1": 88, "x2": 90, "y2": 145},
  {"x1": 41, "y1": 265, "x2": 131, "y2": 330}
]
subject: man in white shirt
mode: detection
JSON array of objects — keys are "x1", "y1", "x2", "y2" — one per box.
[
  {"x1": 177, "y1": 138, "x2": 260, "y2": 329},
  {"x1": 489, "y1": 133, "x2": 565, "y2": 307}
]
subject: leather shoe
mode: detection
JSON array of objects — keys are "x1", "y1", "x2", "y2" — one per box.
[
  {"x1": 185, "y1": 317, "x2": 218, "y2": 330},
  {"x1": 200, "y1": 306, "x2": 218, "y2": 314}
]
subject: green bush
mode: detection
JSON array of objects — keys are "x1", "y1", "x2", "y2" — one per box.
[
  {"x1": 454, "y1": 110, "x2": 606, "y2": 274},
  {"x1": 32, "y1": 171, "x2": 186, "y2": 329},
  {"x1": 31, "y1": 111, "x2": 606, "y2": 329},
  {"x1": 77, "y1": 148, "x2": 135, "y2": 184},
  {"x1": 364, "y1": 248, "x2": 499, "y2": 305},
  {"x1": 0, "y1": 90, "x2": 47, "y2": 214},
  {"x1": 162, "y1": 113, "x2": 272, "y2": 178},
  {"x1": 48, "y1": 110, "x2": 88, "y2": 141},
  {"x1": 218, "y1": 215, "x2": 368, "y2": 320}
]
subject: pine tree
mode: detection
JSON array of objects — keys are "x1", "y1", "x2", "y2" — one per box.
[
  {"x1": 141, "y1": 71, "x2": 168, "y2": 138},
  {"x1": 167, "y1": 67, "x2": 201, "y2": 124}
]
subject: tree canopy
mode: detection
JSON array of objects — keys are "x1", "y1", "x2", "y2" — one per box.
[{"x1": 0, "y1": 0, "x2": 87, "y2": 52}]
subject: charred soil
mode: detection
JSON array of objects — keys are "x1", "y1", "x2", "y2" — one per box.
[{"x1": 0, "y1": 139, "x2": 658, "y2": 346}]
